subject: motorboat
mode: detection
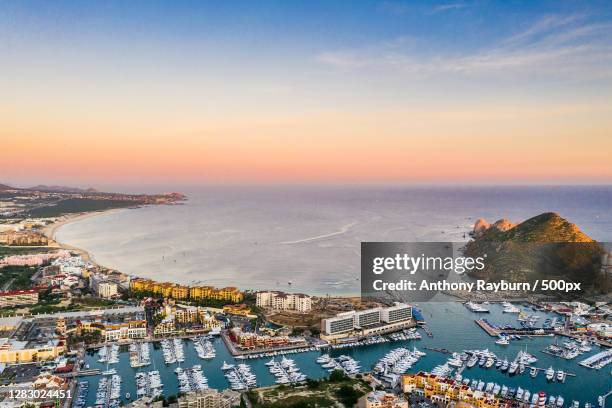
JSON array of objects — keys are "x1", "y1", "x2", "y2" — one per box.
[{"x1": 546, "y1": 366, "x2": 555, "y2": 381}]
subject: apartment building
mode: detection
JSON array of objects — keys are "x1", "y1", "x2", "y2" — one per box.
[{"x1": 256, "y1": 291, "x2": 312, "y2": 312}]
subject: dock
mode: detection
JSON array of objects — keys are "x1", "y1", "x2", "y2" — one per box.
[
  {"x1": 475, "y1": 319, "x2": 500, "y2": 336},
  {"x1": 474, "y1": 319, "x2": 557, "y2": 337}
]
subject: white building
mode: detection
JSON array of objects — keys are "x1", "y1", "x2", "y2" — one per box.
[
  {"x1": 256, "y1": 291, "x2": 312, "y2": 312},
  {"x1": 321, "y1": 303, "x2": 413, "y2": 340},
  {"x1": 97, "y1": 281, "x2": 119, "y2": 299}
]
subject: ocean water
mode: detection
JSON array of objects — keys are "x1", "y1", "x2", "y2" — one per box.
[
  {"x1": 55, "y1": 185, "x2": 612, "y2": 295},
  {"x1": 80, "y1": 303, "x2": 611, "y2": 405}
]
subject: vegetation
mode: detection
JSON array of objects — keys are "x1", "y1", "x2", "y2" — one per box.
[
  {"x1": 0, "y1": 265, "x2": 37, "y2": 290},
  {"x1": 0, "y1": 246, "x2": 51, "y2": 256},
  {"x1": 248, "y1": 371, "x2": 369, "y2": 408}
]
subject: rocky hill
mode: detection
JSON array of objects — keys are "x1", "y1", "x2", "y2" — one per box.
[{"x1": 464, "y1": 212, "x2": 608, "y2": 297}]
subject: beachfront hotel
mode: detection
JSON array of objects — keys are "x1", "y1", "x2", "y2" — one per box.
[
  {"x1": 255, "y1": 290, "x2": 312, "y2": 312},
  {"x1": 130, "y1": 278, "x2": 243, "y2": 303},
  {"x1": 320, "y1": 303, "x2": 413, "y2": 341}
]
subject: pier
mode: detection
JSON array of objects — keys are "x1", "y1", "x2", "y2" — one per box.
[
  {"x1": 475, "y1": 319, "x2": 500, "y2": 336},
  {"x1": 474, "y1": 319, "x2": 557, "y2": 337}
]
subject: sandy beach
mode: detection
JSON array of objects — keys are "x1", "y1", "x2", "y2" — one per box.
[{"x1": 42, "y1": 208, "x2": 125, "y2": 264}]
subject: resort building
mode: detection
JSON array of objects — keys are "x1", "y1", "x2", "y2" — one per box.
[
  {"x1": 321, "y1": 303, "x2": 413, "y2": 341},
  {"x1": 359, "y1": 391, "x2": 409, "y2": 408},
  {"x1": 256, "y1": 291, "x2": 312, "y2": 312},
  {"x1": 130, "y1": 279, "x2": 243, "y2": 303},
  {"x1": 401, "y1": 372, "x2": 500, "y2": 408},
  {"x1": 0, "y1": 288, "x2": 39, "y2": 308}
]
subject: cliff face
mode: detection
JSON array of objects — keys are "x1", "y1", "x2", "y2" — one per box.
[{"x1": 464, "y1": 212, "x2": 607, "y2": 297}]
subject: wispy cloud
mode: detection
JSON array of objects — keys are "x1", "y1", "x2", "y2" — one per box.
[
  {"x1": 315, "y1": 13, "x2": 612, "y2": 80},
  {"x1": 430, "y1": 3, "x2": 470, "y2": 14}
]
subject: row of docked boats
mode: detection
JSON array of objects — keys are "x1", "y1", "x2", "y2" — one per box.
[
  {"x1": 238, "y1": 345, "x2": 319, "y2": 360},
  {"x1": 579, "y1": 349, "x2": 612, "y2": 370},
  {"x1": 502, "y1": 301, "x2": 521, "y2": 314},
  {"x1": 175, "y1": 365, "x2": 208, "y2": 393},
  {"x1": 266, "y1": 356, "x2": 307, "y2": 384},
  {"x1": 388, "y1": 328, "x2": 422, "y2": 341},
  {"x1": 454, "y1": 376, "x2": 572, "y2": 407},
  {"x1": 129, "y1": 342, "x2": 151, "y2": 368},
  {"x1": 194, "y1": 335, "x2": 216, "y2": 359},
  {"x1": 224, "y1": 363, "x2": 257, "y2": 391},
  {"x1": 546, "y1": 340, "x2": 593, "y2": 360},
  {"x1": 73, "y1": 381, "x2": 89, "y2": 408},
  {"x1": 316, "y1": 354, "x2": 361, "y2": 375},
  {"x1": 464, "y1": 301, "x2": 490, "y2": 313},
  {"x1": 373, "y1": 347, "x2": 426, "y2": 375},
  {"x1": 94, "y1": 374, "x2": 121, "y2": 408},
  {"x1": 135, "y1": 370, "x2": 163, "y2": 399},
  {"x1": 98, "y1": 344, "x2": 120, "y2": 364},
  {"x1": 161, "y1": 338, "x2": 185, "y2": 364},
  {"x1": 327, "y1": 335, "x2": 389, "y2": 350}
]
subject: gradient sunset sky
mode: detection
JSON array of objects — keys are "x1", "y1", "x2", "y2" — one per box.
[{"x1": 3, "y1": 0, "x2": 612, "y2": 187}]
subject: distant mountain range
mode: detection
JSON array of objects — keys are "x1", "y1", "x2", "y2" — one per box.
[
  {"x1": 464, "y1": 212, "x2": 609, "y2": 298},
  {"x1": 0, "y1": 183, "x2": 99, "y2": 193},
  {"x1": 27, "y1": 185, "x2": 99, "y2": 193}
]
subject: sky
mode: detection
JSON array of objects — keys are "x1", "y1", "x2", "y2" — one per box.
[{"x1": 2, "y1": 0, "x2": 612, "y2": 187}]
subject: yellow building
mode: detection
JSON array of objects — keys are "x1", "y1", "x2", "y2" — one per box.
[
  {"x1": 172, "y1": 285, "x2": 189, "y2": 299},
  {"x1": 130, "y1": 279, "x2": 243, "y2": 303},
  {"x1": 0, "y1": 339, "x2": 64, "y2": 364},
  {"x1": 401, "y1": 372, "x2": 500, "y2": 408}
]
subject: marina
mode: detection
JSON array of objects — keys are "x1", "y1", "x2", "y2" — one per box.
[
  {"x1": 129, "y1": 342, "x2": 151, "y2": 368},
  {"x1": 135, "y1": 370, "x2": 163, "y2": 399},
  {"x1": 160, "y1": 338, "x2": 185, "y2": 364},
  {"x1": 194, "y1": 335, "x2": 216, "y2": 359},
  {"x1": 176, "y1": 365, "x2": 209, "y2": 393},
  {"x1": 77, "y1": 302, "x2": 610, "y2": 407},
  {"x1": 266, "y1": 356, "x2": 307, "y2": 384}
]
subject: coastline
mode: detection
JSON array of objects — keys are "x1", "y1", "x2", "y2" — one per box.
[{"x1": 42, "y1": 208, "x2": 126, "y2": 265}]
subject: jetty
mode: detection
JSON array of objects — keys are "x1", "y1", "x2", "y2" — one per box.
[{"x1": 474, "y1": 319, "x2": 556, "y2": 337}]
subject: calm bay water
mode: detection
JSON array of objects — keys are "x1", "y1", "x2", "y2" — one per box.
[
  {"x1": 81, "y1": 303, "x2": 610, "y2": 405},
  {"x1": 56, "y1": 185, "x2": 612, "y2": 295}
]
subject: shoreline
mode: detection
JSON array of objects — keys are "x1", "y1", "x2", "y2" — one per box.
[{"x1": 42, "y1": 208, "x2": 126, "y2": 265}]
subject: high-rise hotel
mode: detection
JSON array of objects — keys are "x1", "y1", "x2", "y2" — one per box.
[{"x1": 321, "y1": 302, "x2": 413, "y2": 341}]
